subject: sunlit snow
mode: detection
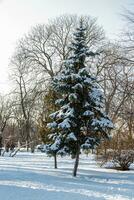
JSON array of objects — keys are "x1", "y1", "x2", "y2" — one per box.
[{"x1": 0, "y1": 152, "x2": 133, "y2": 200}]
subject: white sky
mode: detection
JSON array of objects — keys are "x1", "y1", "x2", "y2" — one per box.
[{"x1": 0, "y1": 0, "x2": 133, "y2": 94}]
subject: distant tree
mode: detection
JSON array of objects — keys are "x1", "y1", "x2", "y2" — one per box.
[
  {"x1": 13, "y1": 15, "x2": 104, "y2": 81},
  {"x1": 47, "y1": 20, "x2": 113, "y2": 177},
  {"x1": 10, "y1": 52, "x2": 41, "y2": 152},
  {"x1": 121, "y1": 7, "x2": 134, "y2": 63},
  {"x1": 0, "y1": 95, "x2": 13, "y2": 155}
]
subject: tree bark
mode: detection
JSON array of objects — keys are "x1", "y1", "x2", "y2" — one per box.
[
  {"x1": 30, "y1": 141, "x2": 35, "y2": 153},
  {"x1": 73, "y1": 145, "x2": 80, "y2": 177},
  {"x1": 26, "y1": 140, "x2": 29, "y2": 152},
  {"x1": 0, "y1": 135, "x2": 2, "y2": 156},
  {"x1": 54, "y1": 154, "x2": 57, "y2": 169}
]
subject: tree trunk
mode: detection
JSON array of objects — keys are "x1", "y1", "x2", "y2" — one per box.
[
  {"x1": 30, "y1": 141, "x2": 35, "y2": 153},
  {"x1": 73, "y1": 145, "x2": 80, "y2": 177},
  {"x1": 54, "y1": 154, "x2": 57, "y2": 169},
  {"x1": 25, "y1": 120, "x2": 31, "y2": 152},
  {"x1": 26, "y1": 140, "x2": 29, "y2": 152},
  {"x1": 0, "y1": 134, "x2": 3, "y2": 156}
]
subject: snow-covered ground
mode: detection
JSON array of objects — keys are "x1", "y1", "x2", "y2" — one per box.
[{"x1": 0, "y1": 152, "x2": 134, "y2": 200}]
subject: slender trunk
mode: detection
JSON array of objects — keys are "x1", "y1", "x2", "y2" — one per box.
[
  {"x1": 11, "y1": 148, "x2": 20, "y2": 157},
  {"x1": 26, "y1": 140, "x2": 29, "y2": 152},
  {"x1": 31, "y1": 141, "x2": 35, "y2": 153},
  {"x1": 104, "y1": 141, "x2": 107, "y2": 156},
  {"x1": 54, "y1": 153, "x2": 57, "y2": 169},
  {"x1": 73, "y1": 146, "x2": 80, "y2": 177},
  {"x1": 0, "y1": 134, "x2": 3, "y2": 156},
  {"x1": 26, "y1": 120, "x2": 31, "y2": 152},
  {"x1": 0, "y1": 144, "x2": 2, "y2": 156},
  {"x1": 17, "y1": 140, "x2": 21, "y2": 148}
]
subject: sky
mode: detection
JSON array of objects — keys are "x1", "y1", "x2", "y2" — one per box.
[{"x1": 0, "y1": 0, "x2": 133, "y2": 94}]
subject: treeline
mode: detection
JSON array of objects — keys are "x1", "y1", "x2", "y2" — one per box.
[{"x1": 0, "y1": 13, "x2": 133, "y2": 173}]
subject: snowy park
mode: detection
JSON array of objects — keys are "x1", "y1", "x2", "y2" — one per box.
[
  {"x1": 0, "y1": 152, "x2": 134, "y2": 200},
  {"x1": 0, "y1": 1, "x2": 134, "y2": 200}
]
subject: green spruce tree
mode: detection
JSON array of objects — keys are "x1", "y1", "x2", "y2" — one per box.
[{"x1": 47, "y1": 20, "x2": 114, "y2": 176}]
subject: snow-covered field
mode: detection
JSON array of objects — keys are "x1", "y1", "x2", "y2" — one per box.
[{"x1": 0, "y1": 152, "x2": 134, "y2": 200}]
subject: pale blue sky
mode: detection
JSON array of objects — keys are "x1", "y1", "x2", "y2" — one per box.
[{"x1": 0, "y1": 0, "x2": 133, "y2": 93}]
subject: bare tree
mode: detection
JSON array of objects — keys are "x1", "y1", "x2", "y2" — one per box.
[
  {"x1": 13, "y1": 15, "x2": 105, "y2": 81},
  {"x1": 95, "y1": 41, "x2": 134, "y2": 156},
  {"x1": 10, "y1": 52, "x2": 41, "y2": 151},
  {"x1": 0, "y1": 94, "x2": 13, "y2": 155},
  {"x1": 121, "y1": 7, "x2": 134, "y2": 64}
]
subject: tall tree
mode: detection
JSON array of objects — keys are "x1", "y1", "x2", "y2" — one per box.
[
  {"x1": 13, "y1": 15, "x2": 104, "y2": 81},
  {"x1": 47, "y1": 20, "x2": 114, "y2": 177},
  {"x1": 10, "y1": 53, "x2": 41, "y2": 151},
  {"x1": 0, "y1": 95, "x2": 13, "y2": 155}
]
